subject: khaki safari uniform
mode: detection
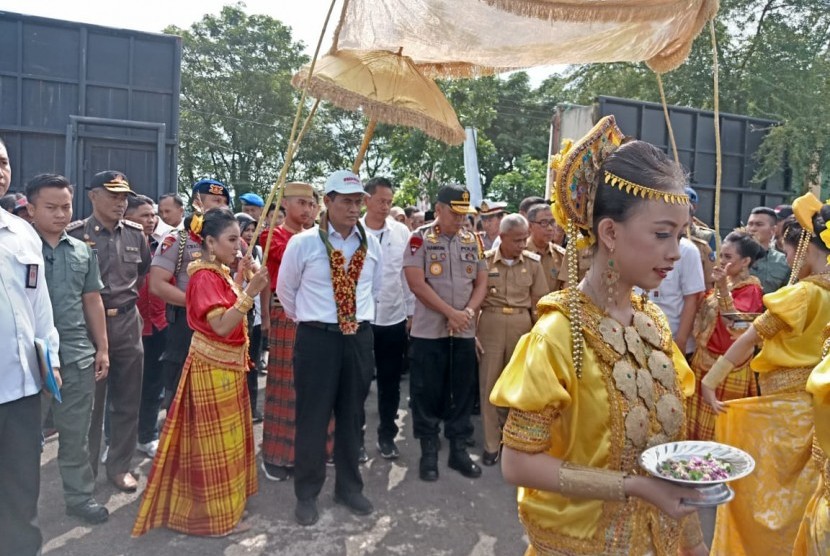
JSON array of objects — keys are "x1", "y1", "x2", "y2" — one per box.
[
  {"x1": 557, "y1": 247, "x2": 592, "y2": 287},
  {"x1": 525, "y1": 238, "x2": 565, "y2": 293},
  {"x1": 67, "y1": 215, "x2": 151, "y2": 478},
  {"x1": 478, "y1": 248, "x2": 548, "y2": 454},
  {"x1": 404, "y1": 222, "x2": 486, "y2": 442}
]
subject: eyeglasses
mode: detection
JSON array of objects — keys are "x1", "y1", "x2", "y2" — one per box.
[{"x1": 531, "y1": 219, "x2": 556, "y2": 228}]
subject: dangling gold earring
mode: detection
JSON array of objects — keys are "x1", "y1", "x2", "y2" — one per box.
[
  {"x1": 603, "y1": 246, "x2": 619, "y2": 309},
  {"x1": 208, "y1": 247, "x2": 216, "y2": 263}
]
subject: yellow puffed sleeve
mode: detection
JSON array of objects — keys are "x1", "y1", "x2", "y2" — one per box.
[
  {"x1": 490, "y1": 309, "x2": 574, "y2": 413},
  {"x1": 672, "y1": 341, "x2": 696, "y2": 398},
  {"x1": 757, "y1": 283, "x2": 808, "y2": 337},
  {"x1": 808, "y1": 353, "x2": 830, "y2": 454}
]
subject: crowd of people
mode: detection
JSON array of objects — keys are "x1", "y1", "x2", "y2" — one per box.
[{"x1": 0, "y1": 118, "x2": 827, "y2": 555}]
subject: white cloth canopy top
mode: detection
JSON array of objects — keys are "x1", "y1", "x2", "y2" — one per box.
[{"x1": 332, "y1": 0, "x2": 718, "y2": 74}]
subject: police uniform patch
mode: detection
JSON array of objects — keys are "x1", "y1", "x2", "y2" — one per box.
[
  {"x1": 429, "y1": 262, "x2": 443, "y2": 276},
  {"x1": 409, "y1": 235, "x2": 423, "y2": 255},
  {"x1": 466, "y1": 265, "x2": 473, "y2": 274}
]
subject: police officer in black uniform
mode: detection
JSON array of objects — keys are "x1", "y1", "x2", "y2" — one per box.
[{"x1": 403, "y1": 185, "x2": 488, "y2": 481}]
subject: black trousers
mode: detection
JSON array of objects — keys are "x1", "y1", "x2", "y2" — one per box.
[
  {"x1": 138, "y1": 327, "x2": 166, "y2": 444},
  {"x1": 160, "y1": 306, "x2": 193, "y2": 396},
  {"x1": 0, "y1": 393, "x2": 42, "y2": 556},
  {"x1": 371, "y1": 321, "x2": 407, "y2": 442},
  {"x1": 247, "y1": 324, "x2": 262, "y2": 415},
  {"x1": 409, "y1": 337, "x2": 476, "y2": 441},
  {"x1": 293, "y1": 323, "x2": 374, "y2": 501}
]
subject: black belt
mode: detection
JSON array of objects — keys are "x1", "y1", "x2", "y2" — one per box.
[
  {"x1": 302, "y1": 320, "x2": 370, "y2": 333},
  {"x1": 104, "y1": 302, "x2": 136, "y2": 317}
]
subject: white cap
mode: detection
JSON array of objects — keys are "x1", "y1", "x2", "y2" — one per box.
[{"x1": 324, "y1": 170, "x2": 368, "y2": 196}]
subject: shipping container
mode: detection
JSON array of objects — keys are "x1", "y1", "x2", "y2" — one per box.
[
  {"x1": 553, "y1": 96, "x2": 790, "y2": 233},
  {"x1": 0, "y1": 11, "x2": 181, "y2": 218}
]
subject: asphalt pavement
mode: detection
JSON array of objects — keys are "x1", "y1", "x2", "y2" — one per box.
[{"x1": 38, "y1": 374, "x2": 528, "y2": 555}]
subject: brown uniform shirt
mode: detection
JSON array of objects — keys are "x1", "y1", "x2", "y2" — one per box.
[
  {"x1": 403, "y1": 223, "x2": 486, "y2": 339},
  {"x1": 481, "y1": 248, "x2": 549, "y2": 316},
  {"x1": 525, "y1": 238, "x2": 565, "y2": 293},
  {"x1": 67, "y1": 215, "x2": 151, "y2": 308},
  {"x1": 151, "y1": 229, "x2": 203, "y2": 292}
]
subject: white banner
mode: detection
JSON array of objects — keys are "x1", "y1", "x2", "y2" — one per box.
[{"x1": 463, "y1": 127, "x2": 482, "y2": 208}]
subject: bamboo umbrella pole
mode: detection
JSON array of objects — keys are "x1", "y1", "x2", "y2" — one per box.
[
  {"x1": 247, "y1": 0, "x2": 338, "y2": 260},
  {"x1": 352, "y1": 119, "x2": 378, "y2": 174},
  {"x1": 710, "y1": 19, "x2": 723, "y2": 255},
  {"x1": 655, "y1": 73, "x2": 680, "y2": 166}
]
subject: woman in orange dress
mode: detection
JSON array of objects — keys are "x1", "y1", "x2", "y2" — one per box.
[
  {"x1": 686, "y1": 230, "x2": 764, "y2": 440},
  {"x1": 133, "y1": 207, "x2": 269, "y2": 537}
]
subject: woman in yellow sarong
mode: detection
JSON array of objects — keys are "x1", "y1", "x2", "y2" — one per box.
[
  {"x1": 686, "y1": 230, "x2": 764, "y2": 441},
  {"x1": 793, "y1": 328, "x2": 830, "y2": 555},
  {"x1": 491, "y1": 116, "x2": 707, "y2": 556},
  {"x1": 701, "y1": 193, "x2": 830, "y2": 555},
  {"x1": 132, "y1": 208, "x2": 269, "y2": 537}
]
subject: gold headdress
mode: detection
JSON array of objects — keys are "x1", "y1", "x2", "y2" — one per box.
[
  {"x1": 550, "y1": 115, "x2": 690, "y2": 378},
  {"x1": 789, "y1": 192, "x2": 830, "y2": 283}
]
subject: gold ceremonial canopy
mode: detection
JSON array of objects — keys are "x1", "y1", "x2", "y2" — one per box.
[{"x1": 291, "y1": 50, "x2": 466, "y2": 146}]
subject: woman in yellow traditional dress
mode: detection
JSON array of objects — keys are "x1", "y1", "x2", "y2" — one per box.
[
  {"x1": 132, "y1": 208, "x2": 269, "y2": 537},
  {"x1": 490, "y1": 116, "x2": 707, "y2": 556},
  {"x1": 701, "y1": 193, "x2": 830, "y2": 555},
  {"x1": 686, "y1": 230, "x2": 764, "y2": 441},
  {"x1": 793, "y1": 327, "x2": 830, "y2": 556}
]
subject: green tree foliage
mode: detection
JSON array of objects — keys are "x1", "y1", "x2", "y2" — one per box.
[{"x1": 167, "y1": 4, "x2": 307, "y2": 197}]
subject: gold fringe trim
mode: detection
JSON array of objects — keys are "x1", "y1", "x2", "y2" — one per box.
[
  {"x1": 605, "y1": 171, "x2": 690, "y2": 205},
  {"x1": 291, "y1": 70, "x2": 465, "y2": 146}
]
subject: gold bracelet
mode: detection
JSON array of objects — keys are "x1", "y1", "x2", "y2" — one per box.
[
  {"x1": 558, "y1": 462, "x2": 627, "y2": 502},
  {"x1": 701, "y1": 355, "x2": 735, "y2": 389},
  {"x1": 233, "y1": 293, "x2": 254, "y2": 313}
]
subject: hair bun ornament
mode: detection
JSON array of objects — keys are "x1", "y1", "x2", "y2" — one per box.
[
  {"x1": 792, "y1": 192, "x2": 822, "y2": 234},
  {"x1": 551, "y1": 116, "x2": 625, "y2": 250},
  {"x1": 189, "y1": 211, "x2": 205, "y2": 244}
]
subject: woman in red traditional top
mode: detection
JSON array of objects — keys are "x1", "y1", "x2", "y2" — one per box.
[
  {"x1": 686, "y1": 229, "x2": 765, "y2": 440},
  {"x1": 132, "y1": 207, "x2": 269, "y2": 538}
]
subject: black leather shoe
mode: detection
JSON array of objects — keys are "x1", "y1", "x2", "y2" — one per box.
[
  {"x1": 482, "y1": 451, "x2": 500, "y2": 466},
  {"x1": 358, "y1": 445, "x2": 369, "y2": 464},
  {"x1": 66, "y1": 499, "x2": 109, "y2": 524},
  {"x1": 295, "y1": 498, "x2": 319, "y2": 526},
  {"x1": 333, "y1": 492, "x2": 374, "y2": 516},
  {"x1": 376, "y1": 438, "x2": 399, "y2": 460},
  {"x1": 448, "y1": 448, "x2": 482, "y2": 478}
]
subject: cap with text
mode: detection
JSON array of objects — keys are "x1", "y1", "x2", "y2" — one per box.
[{"x1": 325, "y1": 170, "x2": 368, "y2": 196}]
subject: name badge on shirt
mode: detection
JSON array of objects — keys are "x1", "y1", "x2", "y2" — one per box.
[{"x1": 26, "y1": 264, "x2": 38, "y2": 288}]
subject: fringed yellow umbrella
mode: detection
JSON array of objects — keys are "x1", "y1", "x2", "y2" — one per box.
[{"x1": 291, "y1": 49, "x2": 466, "y2": 172}]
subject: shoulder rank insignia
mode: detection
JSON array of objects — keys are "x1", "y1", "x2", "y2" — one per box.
[
  {"x1": 65, "y1": 220, "x2": 85, "y2": 232},
  {"x1": 122, "y1": 219, "x2": 144, "y2": 231},
  {"x1": 523, "y1": 250, "x2": 541, "y2": 262}
]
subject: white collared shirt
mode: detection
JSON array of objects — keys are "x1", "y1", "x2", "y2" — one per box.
[
  {"x1": 0, "y1": 210, "x2": 60, "y2": 404},
  {"x1": 277, "y1": 222, "x2": 382, "y2": 324},
  {"x1": 360, "y1": 215, "x2": 415, "y2": 326}
]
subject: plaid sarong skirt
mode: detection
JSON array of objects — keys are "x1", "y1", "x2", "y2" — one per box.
[
  {"x1": 685, "y1": 345, "x2": 758, "y2": 441},
  {"x1": 132, "y1": 333, "x2": 257, "y2": 537}
]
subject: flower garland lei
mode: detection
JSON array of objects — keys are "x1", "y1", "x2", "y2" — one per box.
[{"x1": 318, "y1": 213, "x2": 368, "y2": 334}]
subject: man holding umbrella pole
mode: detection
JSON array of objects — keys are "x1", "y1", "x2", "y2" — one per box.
[{"x1": 404, "y1": 184, "x2": 487, "y2": 482}]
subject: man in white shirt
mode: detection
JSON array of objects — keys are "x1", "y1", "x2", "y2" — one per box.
[
  {"x1": 647, "y1": 236, "x2": 705, "y2": 354},
  {"x1": 360, "y1": 177, "x2": 414, "y2": 460},
  {"x1": 0, "y1": 138, "x2": 60, "y2": 555},
  {"x1": 277, "y1": 170, "x2": 382, "y2": 527}
]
